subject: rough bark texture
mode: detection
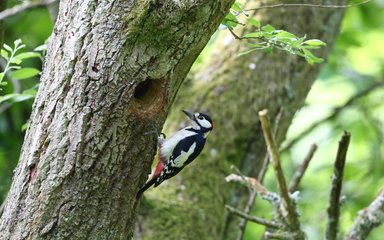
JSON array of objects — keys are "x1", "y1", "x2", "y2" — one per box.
[
  {"x1": 0, "y1": 0, "x2": 234, "y2": 239},
  {"x1": 135, "y1": 0, "x2": 346, "y2": 239}
]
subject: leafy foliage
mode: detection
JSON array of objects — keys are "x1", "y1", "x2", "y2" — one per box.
[
  {"x1": 0, "y1": 39, "x2": 42, "y2": 104},
  {"x1": 221, "y1": 1, "x2": 326, "y2": 64}
]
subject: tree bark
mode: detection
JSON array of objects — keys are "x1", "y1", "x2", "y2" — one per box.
[
  {"x1": 0, "y1": 0, "x2": 233, "y2": 239},
  {"x1": 136, "y1": 0, "x2": 346, "y2": 239}
]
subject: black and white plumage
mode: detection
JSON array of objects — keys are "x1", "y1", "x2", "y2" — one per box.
[{"x1": 136, "y1": 110, "x2": 213, "y2": 198}]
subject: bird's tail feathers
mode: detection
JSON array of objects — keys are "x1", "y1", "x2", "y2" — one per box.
[{"x1": 136, "y1": 177, "x2": 157, "y2": 199}]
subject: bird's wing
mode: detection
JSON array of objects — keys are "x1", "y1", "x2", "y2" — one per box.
[{"x1": 170, "y1": 135, "x2": 205, "y2": 168}]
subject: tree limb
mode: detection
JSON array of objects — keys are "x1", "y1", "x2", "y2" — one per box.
[
  {"x1": 226, "y1": 205, "x2": 281, "y2": 229},
  {"x1": 325, "y1": 131, "x2": 351, "y2": 240},
  {"x1": 259, "y1": 109, "x2": 302, "y2": 234},
  {"x1": 0, "y1": 0, "x2": 57, "y2": 21},
  {"x1": 246, "y1": 0, "x2": 370, "y2": 11},
  {"x1": 288, "y1": 144, "x2": 317, "y2": 193},
  {"x1": 237, "y1": 108, "x2": 284, "y2": 240},
  {"x1": 281, "y1": 81, "x2": 384, "y2": 152},
  {"x1": 344, "y1": 188, "x2": 384, "y2": 240}
]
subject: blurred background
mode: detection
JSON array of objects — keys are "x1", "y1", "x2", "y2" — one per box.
[{"x1": 0, "y1": 0, "x2": 383, "y2": 239}]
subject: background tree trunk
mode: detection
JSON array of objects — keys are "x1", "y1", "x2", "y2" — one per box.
[
  {"x1": 0, "y1": 0, "x2": 234, "y2": 239},
  {"x1": 135, "y1": 0, "x2": 346, "y2": 239}
]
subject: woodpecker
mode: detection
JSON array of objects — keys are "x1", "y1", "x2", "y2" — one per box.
[{"x1": 136, "y1": 110, "x2": 214, "y2": 198}]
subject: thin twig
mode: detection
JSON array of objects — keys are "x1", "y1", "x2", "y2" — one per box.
[
  {"x1": 246, "y1": 0, "x2": 370, "y2": 11},
  {"x1": 288, "y1": 144, "x2": 317, "y2": 193},
  {"x1": 325, "y1": 131, "x2": 351, "y2": 240},
  {"x1": 0, "y1": 0, "x2": 57, "y2": 21},
  {"x1": 226, "y1": 205, "x2": 281, "y2": 229},
  {"x1": 259, "y1": 109, "x2": 301, "y2": 231},
  {"x1": 264, "y1": 231, "x2": 302, "y2": 240},
  {"x1": 344, "y1": 188, "x2": 384, "y2": 240},
  {"x1": 281, "y1": 81, "x2": 384, "y2": 152},
  {"x1": 237, "y1": 108, "x2": 284, "y2": 240}
]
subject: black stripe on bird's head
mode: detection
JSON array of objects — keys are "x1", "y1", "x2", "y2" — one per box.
[{"x1": 182, "y1": 110, "x2": 214, "y2": 132}]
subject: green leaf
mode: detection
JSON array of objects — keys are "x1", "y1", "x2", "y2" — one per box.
[
  {"x1": 261, "y1": 24, "x2": 275, "y2": 33},
  {"x1": 243, "y1": 32, "x2": 262, "y2": 38},
  {"x1": 1, "y1": 49, "x2": 9, "y2": 60},
  {"x1": 1, "y1": 81, "x2": 7, "y2": 86},
  {"x1": 304, "y1": 39, "x2": 327, "y2": 46},
  {"x1": 264, "y1": 47, "x2": 272, "y2": 54},
  {"x1": 248, "y1": 18, "x2": 260, "y2": 28},
  {"x1": 291, "y1": 37, "x2": 305, "y2": 48},
  {"x1": 34, "y1": 44, "x2": 47, "y2": 52},
  {"x1": 0, "y1": 72, "x2": 4, "y2": 81},
  {"x1": 238, "y1": 48, "x2": 259, "y2": 57},
  {"x1": 302, "y1": 48, "x2": 323, "y2": 64},
  {"x1": 13, "y1": 52, "x2": 41, "y2": 61},
  {"x1": 232, "y1": 2, "x2": 242, "y2": 12},
  {"x1": 14, "y1": 39, "x2": 22, "y2": 47},
  {"x1": 11, "y1": 68, "x2": 40, "y2": 80},
  {"x1": 21, "y1": 121, "x2": 30, "y2": 131},
  {"x1": 0, "y1": 93, "x2": 18, "y2": 103},
  {"x1": 275, "y1": 31, "x2": 297, "y2": 40},
  {"x1": 10, "y1": 58, "x2": 22, "y2": 65},
  {"x1": 3, "y1": 44, "x2": 12, "y2": 52}
]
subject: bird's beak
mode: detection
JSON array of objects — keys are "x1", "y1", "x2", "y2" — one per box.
[{"x1": 182, "y1": 110, "x2": 195, "y2": 120}]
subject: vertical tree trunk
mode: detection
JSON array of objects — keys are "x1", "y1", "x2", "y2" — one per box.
[
  {"x1": 0, "y1": 0, "x2": 234, "y2": 239},
  {"x1": 136, "y1": 0, "x2": 346, "y2": 239}
]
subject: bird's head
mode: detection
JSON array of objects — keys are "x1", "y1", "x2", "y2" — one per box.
[{"x1": 183, "y1": 110, "x2": 214, "y2": 133}]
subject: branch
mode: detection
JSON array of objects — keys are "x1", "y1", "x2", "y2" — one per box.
[
  {"x1": 281, "y1": 81, "x2": 384, "y2": 152},
  {"x1": 225, "y1": 174, "x2": 280, "y2": 206},
  {"x1": 0, "y1": 0, "x2": 57, "y2": 21},
  {"x1": 226, "y1": 205, "x2": 281, "y2": 229},
  {"x1": 259, "y1": 109, "x2": 301, "y2": 231},
  {"x1": 325, "y1": 131, "x2": 351, "y2": 240},
  {"x1": 344, "y1": 188, "x2": 384, "y2": 240},
  {"x1": 246, "y1": 1, "x2": 371, "y2": 11},
  {"x1": 237, "y1": 108, "x2": 284, "y2": 240},
  {"x1": 288, "y1": 144, "x2": 317, "y2": 193},
  {"x1": 264, "y1": 231, "x2": 303, "y2": 240}
]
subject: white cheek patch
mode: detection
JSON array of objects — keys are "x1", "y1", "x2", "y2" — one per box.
[{"x1": 198, "y1": 119, "x2": 212, "y2": 129}]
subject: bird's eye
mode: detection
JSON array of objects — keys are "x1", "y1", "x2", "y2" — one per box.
[{"x1": 198, "y1": 116, "x2": 204, "y2": 120}]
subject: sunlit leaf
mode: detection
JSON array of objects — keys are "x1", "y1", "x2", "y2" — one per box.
[
  {"x1": 3, "y1": 44, "x2": 12, "y2": 52},
  {"x1": 14, "y1": 39, "x2": 22, "y2": 47},
  {"x1": 261, "y1": 24, "x2": 275, "y2": 33},
  {"x1": 248, "y1": 18, "x2": 260, "y2": 28},
  {"x1": 243, "y1": 32, "x2": 262, "y2": 38},
  {"x1": 232, "y1": 2, "x2": 242, "y2": 12},
  {"x1": 1, "y1": 49, "x2": 9, "y2": 60},
  {"x1": 304, "y1": 39, "x2": 327, "y2": 46},
  {"x1": 14, "y1": 52, "x2": 41, "y2": 61},
  {"x1": 11, "y1": 68, "x2": 40, "y2": 80}
]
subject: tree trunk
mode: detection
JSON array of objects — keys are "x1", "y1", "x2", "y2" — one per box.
[
  {"x1": 0, "y1": 0, "x2": 234, "y2": 239},
  {"x1": 135, "y1": 0, "x2": 346, "y2": 239}
]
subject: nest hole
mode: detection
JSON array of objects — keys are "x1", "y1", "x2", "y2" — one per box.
[{"x1": 132, "y1": 78, "x2": 163, "y2": 110}]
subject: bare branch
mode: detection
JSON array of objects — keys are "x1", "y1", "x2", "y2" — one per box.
[
  {"x1": 344, "y1": 188, "x2": 384, "y2": 240},
  {"x1": 237, "y1": 108, "x2": 284, "y2": 240},
  {"x1": 288, "y1": 144, "x2": 317, "y2": 193},
  {"x1": 259, "y1": 109, "x2": 302, "y2": 233},
  {"x1": 264, "y1": 231, "x2": 302, "y2": 240},
  {"x1": 246, "y1": 1, "x2": 371, "y2": 11},
  {"x1": 281, "y1": 81, "x2": 384, "y2": 152},
  {"x1": 226, "y1": 205, "x2": 281, "y2": 229},
  {"x1": 0, "y1": 0, "x2": 57, "y2": 21},
  {"x1": 326, "y1": 131, "x2": 351, "y2": 240}
]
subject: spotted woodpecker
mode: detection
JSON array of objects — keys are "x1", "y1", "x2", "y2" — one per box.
[{"x1": 136, "y1": 110, "x2": 213, "y2": 198}]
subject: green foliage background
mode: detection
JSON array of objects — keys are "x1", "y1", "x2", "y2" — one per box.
[
  {"x1": 244, "y1": 1, "x2": 384, "y2": 239},
  {"x1": 0, "y1": 0, "x2": 383, "y2": 239}
]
